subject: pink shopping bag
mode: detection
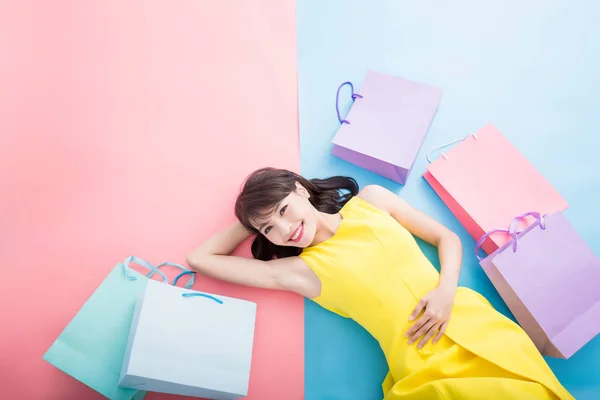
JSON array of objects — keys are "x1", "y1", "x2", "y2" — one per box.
[
  {"x1": 332, "y1": 70, "x2": 443, "y2": 185},
  {"x1": 423, "y1": 123, "x2": 568, "y2": 254},
  {"x1": 476, "y1": 211, "x2": 600, "y2": 359}
]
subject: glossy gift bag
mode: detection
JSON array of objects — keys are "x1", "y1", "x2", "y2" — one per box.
[
  {"x1": 331, "y1": 69, "x2": 443, "y2": 185},
  {"x1": 423, "y1": 124, "x2": 568, "y2": 254},
  {"x1": 42, "y1": 256, "x2": 195, "y2": 400},
  {"x1": 476, "y1": 211, "x2": 600, "y2": 359},
  {"x1": 119, "y1": 279, "x2": 257, "y2": 399}
]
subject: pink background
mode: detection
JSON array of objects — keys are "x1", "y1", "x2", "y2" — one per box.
[{"x1": 0, "y1": 1, "x2": 303, "y2": 399}]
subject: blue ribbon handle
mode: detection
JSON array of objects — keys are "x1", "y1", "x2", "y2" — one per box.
[
  {"x1": 120, "y1": 255, "x2": 169, "y2": 283},
  {"x1": 182, "y1": 291, "x2": 224, "y2": 304},
  {"x1": 145, "y1": 261, "x2": 196, "y2": 289},
  {"x1": 175, "y1": 270, "x2": 223, "y2": 304},
  {"x1": 120, "y1": 256, "x2": 220, "y2": 303}
]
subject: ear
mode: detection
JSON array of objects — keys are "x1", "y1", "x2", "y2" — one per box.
[{"x1": 295, "y1": 181, "x2": 310, "y2": 198}]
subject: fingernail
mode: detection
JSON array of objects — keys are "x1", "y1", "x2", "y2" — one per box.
[{"x1": 417, "y1": 345, "x2": 422, "y2": 349}]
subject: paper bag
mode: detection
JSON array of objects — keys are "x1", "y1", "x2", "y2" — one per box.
[
  {"x1": 331, "y1": 70, "x2": 443, "y2": 184},
  {"x1": 476, "y1": 211, "x2": 600, "y2": 359},
  {"x1": 119, "y1": 279, "x2": 257, "y2": 400},
  {"x1": 42, "y1": 256, "x2": 195, "y2": 400},
  {"x1": 423, "y1": 124, "x2": 568, "y2": 254}
]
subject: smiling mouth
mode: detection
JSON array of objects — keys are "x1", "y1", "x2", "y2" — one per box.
[{"x1": 288, "y1": 222, "x2": 304, "y2": 243}]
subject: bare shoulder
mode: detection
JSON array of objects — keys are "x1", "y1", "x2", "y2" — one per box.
[
  {"x1": 270, "y1": 255, "x2": 321, "y2": 299},
  {"x1": 356, "y1": 184, "x2": 411, "y2": 214}
]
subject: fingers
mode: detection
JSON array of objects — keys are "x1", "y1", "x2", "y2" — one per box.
[
  {"x1": 405, "y1": 313, "x2": 428, "y2": 338},
  {"x1": 418, "y1": 322, "x2": 441, "y2": 349},
  {"x1": 407, "y1": 305, "x2": 440, "y2": 335},
  {"x1": 409, "y1": 299, "x2": 427, "y2": 321},
  {"x1": 432, "y1": 321, "x2": 448, "y2": 344},
  {"x1": 407, "y1": 317, "x2": 437, "y2": 345}
]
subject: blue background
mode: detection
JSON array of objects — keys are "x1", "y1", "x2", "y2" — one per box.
[{"x1": 297, "y1": 1, "x2": 600, "y2": 399}]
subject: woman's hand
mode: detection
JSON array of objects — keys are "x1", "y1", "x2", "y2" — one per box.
[{"x1": 405, "y1": 285, "x2": 456, "y2": 348}]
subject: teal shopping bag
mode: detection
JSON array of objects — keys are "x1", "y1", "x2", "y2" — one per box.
[{"x1": 42, "y1": 256, "x2": 195, "y2": 400}]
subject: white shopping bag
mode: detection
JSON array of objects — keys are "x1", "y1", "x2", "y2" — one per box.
[{"x1": 119, "y1": 278, "x2": 257, "y2": 400}]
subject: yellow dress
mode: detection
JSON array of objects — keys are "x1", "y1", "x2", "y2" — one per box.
[{"x1": 299, "y1": 196, "x2": 574, "y2": 400}]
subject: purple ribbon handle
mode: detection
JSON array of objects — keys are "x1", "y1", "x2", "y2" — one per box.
[
  {"x1": 475, "y1": 228, "x2": 513, "y2": 261},
  {"x1": 507, "y1": 211, "x2": 546, "y2": 252},
  {"x1": 335, "y1": 81, "x2": 363, "y2": 124},
  {"x1": 474, "y1": 211, "x2": 547, "y2": 261}
]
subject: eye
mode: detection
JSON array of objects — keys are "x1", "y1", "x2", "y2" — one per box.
[
  {"x1": 264, "y1": 226, "x2": 272, "y2": 234},
  {"x1": 280, "y1": 205, "x2": 288, "y2": 215}
]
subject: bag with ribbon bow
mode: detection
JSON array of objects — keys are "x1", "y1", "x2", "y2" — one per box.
[{"x1": 476, "y1": 211, "x2": 600, "y2": 359}]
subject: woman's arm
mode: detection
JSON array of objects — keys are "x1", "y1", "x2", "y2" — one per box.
[
  {"x1": 357, "y1": 185, "x2": 462, "y2": 347},
  {"x1": 186, "y1": 222, "x2": 312, "y2": 295}
]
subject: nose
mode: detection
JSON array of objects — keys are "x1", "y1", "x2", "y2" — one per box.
[{"x1": 276, "y1": 220, "x2": 293, "y2": 239}]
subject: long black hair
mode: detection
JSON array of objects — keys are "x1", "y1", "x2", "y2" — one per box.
[{"x1": 234, "y1": 167, "x2": 359, "y2": 260}]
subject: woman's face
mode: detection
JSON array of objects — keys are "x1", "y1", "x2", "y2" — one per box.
[{"x1": 253, "y1": 182, "x2": 317, "y2": 248}]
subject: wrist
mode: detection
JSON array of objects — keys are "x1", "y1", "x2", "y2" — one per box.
[{"x1": 437, "y1": 277, "x2": 458, "y2": 294}]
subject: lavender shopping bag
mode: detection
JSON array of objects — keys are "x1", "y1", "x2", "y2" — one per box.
[
  {"x1": 476, "y1": 211, "x2": 600, "y2": 359},
  {"x1": 331, "y1": 70, "x2": 443, "y2": 185}
]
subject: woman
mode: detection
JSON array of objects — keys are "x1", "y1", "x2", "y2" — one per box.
[{"x1": 186, "y1": 167, "x2": 573, "y2": 400}]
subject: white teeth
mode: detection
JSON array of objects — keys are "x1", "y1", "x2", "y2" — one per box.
[{"x1": 290, "y1": 224, "x2": 301, "y2": 241}]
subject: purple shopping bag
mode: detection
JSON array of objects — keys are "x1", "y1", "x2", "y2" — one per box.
[
  {"x1": 476, "y1": 211, "x2": 600, "y2": 359},
  {"x1": 331, "y1": 70, "x2": 443, "y2": 185}
]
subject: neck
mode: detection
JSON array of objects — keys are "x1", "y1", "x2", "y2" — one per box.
[{"x1": 311, "y1": 211, "x2": 343, "y2": 246}]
